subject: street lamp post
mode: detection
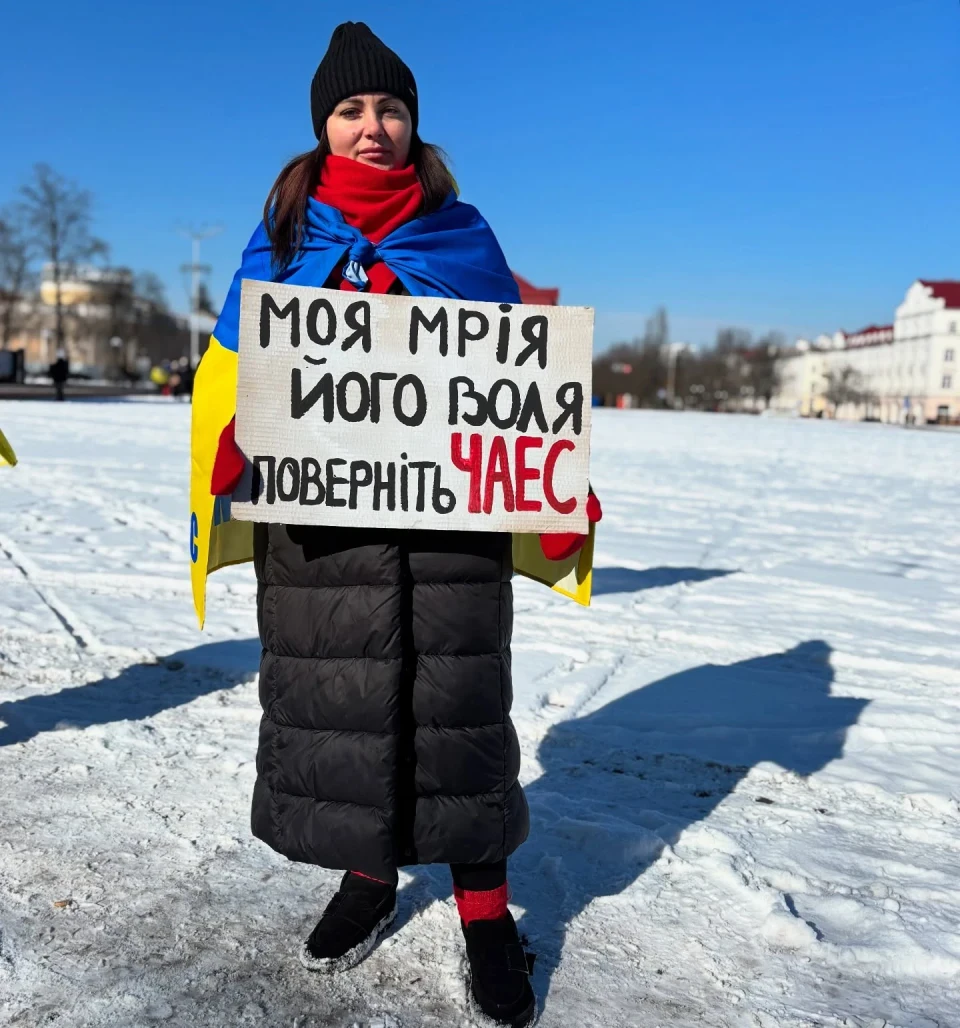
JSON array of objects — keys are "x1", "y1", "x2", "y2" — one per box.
[
  {"x1": 179, "y1": 226, "x2": 222, "y2": 369},
  {"x1": 109, "y1": 335, "x2": 123, "y2": 381}
]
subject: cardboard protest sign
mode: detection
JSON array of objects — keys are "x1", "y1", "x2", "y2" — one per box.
[{"x1": 230, "y1": 280, "x2": 593, "y2": 533}]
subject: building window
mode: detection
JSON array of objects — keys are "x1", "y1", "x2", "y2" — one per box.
[
  {"x1": 946, "y1": 349, "x2": 955, "y2": 362},
  {"x1": 943, "y1": 375, "x2": 954, "y2": 390},
  {"x1": 950, "y1": 322, "x2": 957, "y2": 334}
]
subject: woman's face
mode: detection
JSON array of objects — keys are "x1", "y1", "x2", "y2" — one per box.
[{"x1": 326, "y1": 94, "x2": 413, "y2": 170}]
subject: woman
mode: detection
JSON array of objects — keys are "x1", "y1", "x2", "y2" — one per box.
[{"x1": 204, "y1": 22, "x2": 599, "y2": 1028}]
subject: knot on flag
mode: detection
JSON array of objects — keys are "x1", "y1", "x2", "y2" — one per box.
[{"x1": 342, "y1": 237, "x2": 378, "y2": 291}]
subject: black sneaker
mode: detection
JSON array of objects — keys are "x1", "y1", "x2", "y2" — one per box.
[
  {"x1": 462, "y1": 913, "x2": 537, "y2": 1027},
  {"x1": 299, "y1": 872, "x2": 397, "y2": 973}
]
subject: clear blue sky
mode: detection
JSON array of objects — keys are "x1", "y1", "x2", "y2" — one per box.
[{"x1": 2, "y1": 0, "x2": 957, "y2": 349}]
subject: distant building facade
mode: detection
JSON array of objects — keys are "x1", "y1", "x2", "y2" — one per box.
[
  {"x1": 772, "y1": 280, "x2": 960, "y2": 423},
  {"x1": 9, "y1": 268, "x2": 552, "y2": 377},
  {"x1": 7, "y1": 264, "x2": 213, "y2": 378}
]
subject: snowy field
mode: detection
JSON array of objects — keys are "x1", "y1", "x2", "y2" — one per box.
[{"x1": 1, "y1": 402, "x2": 959, "y2": 1028}]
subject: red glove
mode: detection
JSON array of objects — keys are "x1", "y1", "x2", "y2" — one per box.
[
  {"x1": 539, "y1": 491, "x2": 602, "y2": 562},
  {"x1": 210, "y1": 417, "x2": 245, "y2": 496}
]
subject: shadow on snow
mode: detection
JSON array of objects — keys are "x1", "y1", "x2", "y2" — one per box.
[
  {"x1": 514, "y1": 639, "x2": 865, "y2": 1008},
  {"x1": 591, "y1": 565, "x2": 735, "y2": 596},
  {"x1": 400, "y1": 639, "x2": 866, "y2": 1014},
  {"x1": 0, "y1": 638, "x2": 260, "y2": 747},
  {"x1": 0, "y1": 632, "x2": 867, "y2": 1019}
]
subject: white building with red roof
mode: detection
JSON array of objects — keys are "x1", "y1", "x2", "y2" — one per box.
[
  {"x1": 891, "y1": 280, "x2": 960, "y2": 422},
  {"x1": 772, "y1": 280, "x2": 960, "y2": 423}
]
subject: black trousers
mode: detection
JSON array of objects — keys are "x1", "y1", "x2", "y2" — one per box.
[{"x1": 451, "y1": 859, "x2": 508, "y2": 892}]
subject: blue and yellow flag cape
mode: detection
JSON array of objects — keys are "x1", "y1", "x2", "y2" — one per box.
[
  {"x1": 0, "y1": 428, "x2": 17, "y2": 467},
  {"x1": 189, "y1": 194, "x2": 593, "y2": 628}
]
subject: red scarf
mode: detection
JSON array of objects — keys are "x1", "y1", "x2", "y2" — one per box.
[{"x1": 314, "y1": 155, "x2": 423, "y2": 294}]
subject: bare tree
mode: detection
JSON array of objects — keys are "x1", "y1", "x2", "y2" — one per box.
[
  {"x1": 18, "y1": 164, "x2": 107, "y2": 350},
  {"x1": 643, "y1": 306, "x2": 669, "y2": 349},
  {"x1": 824, "y1": 364, "x2": 866, "y2": 416},
  {"x1": 196, "y1": 280, "x2": 218, "y2": 318},
  {"x1": 594, "y1": 312, "x2": 794, "y2": 414},
  {"x1": 748, "y1": 331, "x2": 784, "y2": 409},
  {"x1": 715, "y1": 327, "x2": 752, "y2": 355},
  {"x1": 134, "y1": 271, "x2": 169, "y2": 312},
  {"x1": 95, "y1": 270, "x2": 137, "y2": 379},
  {"x1": 592, "y1": 307, "x2": 671, "y2": 407},
  {"x1": 0, "y1": 207, "x2": 36, "y2": 350}
]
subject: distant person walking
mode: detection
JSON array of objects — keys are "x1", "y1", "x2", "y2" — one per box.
[
  {"x1": 49, "y1": 350, "x2": 69, "y2": 402},
  {"x1": 172, "y1": 357, "x2": 194, "y2": 401}
]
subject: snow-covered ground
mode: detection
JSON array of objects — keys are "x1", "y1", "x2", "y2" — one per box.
[{"x1": 1, "y1": 402, "x2": 958, "y2": 1028}]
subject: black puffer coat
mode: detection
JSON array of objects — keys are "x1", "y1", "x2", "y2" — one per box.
[{"x1": 250, "y1": 523, "x2": 529, "y2": 878}]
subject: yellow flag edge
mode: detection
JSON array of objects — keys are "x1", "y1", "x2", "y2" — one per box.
[
  {"x1": 512, "y1": 523, "x2": 594, "y2": 607},
  {"x1": 0, "y1": 429, "x2": 17, "y2": 467},
  {"x1": 190, "y1": 337, "x2": 255, "y2": 629}
]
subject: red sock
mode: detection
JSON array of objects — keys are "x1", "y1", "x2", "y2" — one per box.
[{"x1": 454, "y1": 883, "x2": 509, "y2": 925}]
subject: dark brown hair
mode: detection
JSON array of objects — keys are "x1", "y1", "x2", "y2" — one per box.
[{"x1": 263, "y1": 131, "x2": 455, "y2": 272}]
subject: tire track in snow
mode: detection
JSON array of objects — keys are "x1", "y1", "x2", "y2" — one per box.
[
  {"x1": 0, "y1": 566, "x2": 190, "y2": 599},
  {"x1": 0, "y1": 533, "x2": 101, "y2": 651},
  {"x1": 563, "y1": 651, "x2": 626, "y2": 720},
  {"x1": 65, "y1": 481, "x2": 182, "y2": 547}
]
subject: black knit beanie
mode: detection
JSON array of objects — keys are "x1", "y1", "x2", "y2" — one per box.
[{"x1": 311, "y1": 22, "x2": 419, "y2": 140}]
